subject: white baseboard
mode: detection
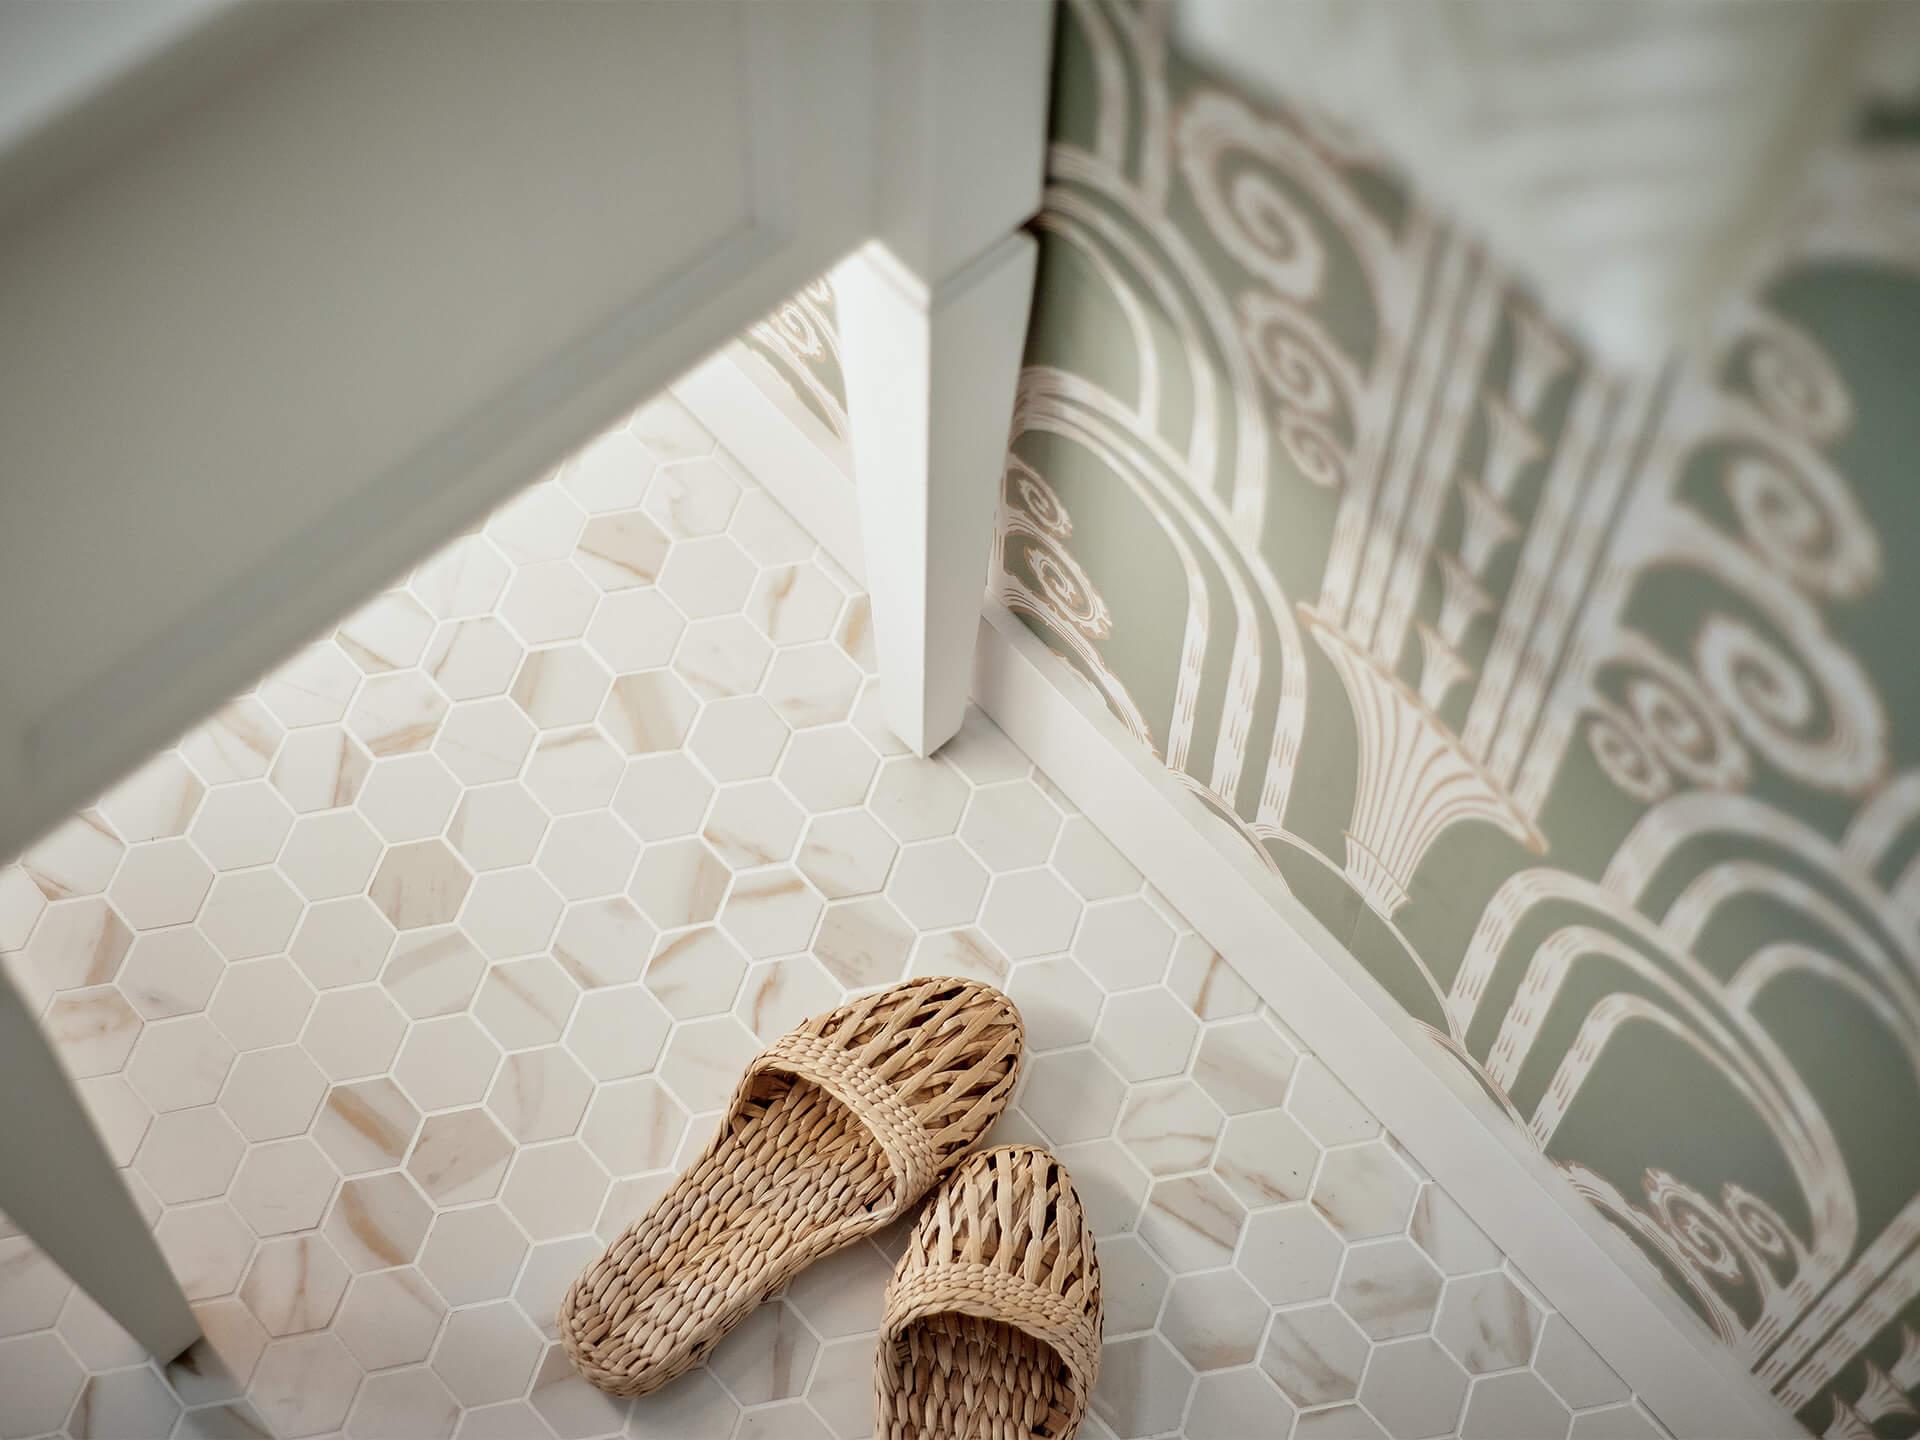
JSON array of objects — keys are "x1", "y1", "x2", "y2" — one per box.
[{"x1": 675, "y1": 355, "x2": 1797, "y2": 1440}]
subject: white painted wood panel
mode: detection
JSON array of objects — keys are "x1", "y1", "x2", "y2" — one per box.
[{"x1": 0, "y1": 1, "x2": 871, "y2": 864}]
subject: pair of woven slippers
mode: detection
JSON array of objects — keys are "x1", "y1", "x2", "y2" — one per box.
[{"x1": 557, "y1": 976, "x2": 1101, "y2": 1438}]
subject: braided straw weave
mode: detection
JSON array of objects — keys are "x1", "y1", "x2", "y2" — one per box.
[
  {"x1": 878, "y1": 1145, "x2": 1102, "y2": 1439},
  {"x1": 558, "y1": 976, "x2": 1023, "y2": 1397}
]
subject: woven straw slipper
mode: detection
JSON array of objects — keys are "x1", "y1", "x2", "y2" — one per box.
[
  {"x1": 877, "y1": 1145, "x2": 1102, "y2": 1439},
  {"x1": 558, "y1": 976, "x2": 1023, "y2": 1397}
]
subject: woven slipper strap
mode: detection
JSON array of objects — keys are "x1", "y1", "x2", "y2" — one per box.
[
  {"x1": 743, "y1": 1031, "x2": 941, "y2": 1219},
  {"x1": 883, "y1": 1261, "x2": 1099, "y2": 1411}
]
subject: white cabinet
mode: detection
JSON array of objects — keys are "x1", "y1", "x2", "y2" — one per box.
[{"x1": 0, "y1": 0, "x2": 1051, "y2": 1357}]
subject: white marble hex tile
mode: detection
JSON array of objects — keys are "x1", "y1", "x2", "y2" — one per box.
[
  {"x1": 812, "y1": 897, "x2": 913, "y2": 990},
  {"x1": 108, "y1": 839, "x2": 213, "y2": 931},
  {"x1": 0, "y1": 1331, "x2": 87, "y2": 1435},
  {"x1": 270, "y1": 725, "x2": 373, "y2": 814},
  {"x1": 885, "y1": 838, "x2": 988, "y2": 931},
  {"x1": 1193, "y1": 1015, "x2": 1296, "y2": 1114},
  {"x1": 384, "y1": 928, "x2": 489, "y2": 1020},
  {"x1": 959, "y1": 780, "x2": 1061, "y2": 871},
  {"x1": 97, "y1": 751, "x2": 206, "y2": 845},
  {"x1": 324, "y1": 1172, "x2": 434, "y2": 1275},
  {"x1": 117, "y1": 925, "x2": 221, "y2": 1020},
  {"x1": 430, "y1": 616, "x2": 529, "y2": 706},
  {"x1": 689, "y1": 695, "x2": 789, "y2": 783},
  {"x1": 341, "y1": 1274, "x2": 449, "y2": 1374},
  {"x1": 460, "y1": 867, "x2": 565, "y2": 963},
  {"x1": 348, "y1": 673, "x2": 450, "y2": 760},
  {"x1": 346, "y1": 1365, "x2": 462, "y2": 1440},
  {"x1": 486, "y1": 1047, "x2": 594, "y2": 1144},
  {"x1": 703, "y1": 781, "x2": 805, "y2": 869},
  {"x1": 395, "y1": 1016, "x2": 504, "y2": 1113},
  {"x1": 585, "y1": 589, "x2": 685, "y2": 676},
  {"x1": 1288, "y1": 1058, "x2": 1384, "y2": 1149},
  {"x1": 867, "y1": 756, "x2": 968, "y2": 843},
  {"x1": 1186, "y1": 1367, "x2": 1298, "y2": 1440},
  {"x1": 1313, "y1": 1142, "x2": 1420, "y2": 1242},
  {"x1": 1116, "y1": 1079, "x2": 1224, "y2": 1177},
  {"x1": 499, "y1": 1140, "x2": 609, "y2": 1243},
  {"x1": 719, "y1": 867, "x2": 823, "y2": 960},
  {"x1": 302, "y1": 986, "x2": 409, "y2": 1082},
  {"x1": 658, "y1": 536, "x2": 756, "y2": 620},
  {"x1": 1094, "y1": 1333, "x2": 1194, "y2": 1438},
  {"x1": 1161, "y1": 1269, "x2": 1269, "y2": 1370},
  {"x1": 24, "y1": 812, "x2": 125, "y2": 901},
  {"x1": 761, "y1": 644, "x2": 860, "y2": 730},
  {"x1": 313, "y1": 1077, "x2": 420, "y2": 1177},
  {"x1": 796, "y1": 811, "x2": 897, "y2": 900},
  {"x1": 257, "y1": 640, "x2": 361, "y2": 732},
  {"x1": 75, "y1": 1074, "x2": 152, "y2": 1167},
  {"x1": 734, "y1": 958, "x2": 842, "y2": 1050},
  {"x1": 240, "y1": 1232, "x2": 350, "y2": 1337},
  {"x1": 434, "y1": 697, "x2": 537, "y2": 787},
  {"x1": 412, "y1": 535, "x2": 512, "y2": 622},
  {"x1": 229, "y1": 1137, "x2": 338, "y2": 1238},
  {"x1": 447, "y1": 783, "x2": 549, "y2": 874},
  {"x1": 1459, "y1": 1371, "x2": 1571, "y2": 1440},
  {"x1": 1167, "y1": 936, "x2": 1261, "y2": 1022},
  {"x1": 1097, "y1": 988, "x2": 1200, "y2": 1084},
  {"x1": 1140, "y1": 1173, "x2": 1248, "y2": 1274},
  {"x1": 558, "y1": 424, "x2": 654, "y2": 514},
  {"x1": 746, "y1": 562, "x2": 843, "y2": 646},
  {"x1": 630, "y1": 838, "x2": 729, "y2": 931},
  {"x1": 43, "y1": 987, "x2": 141, "y2": 1078},
  {"x1": 1020, "y1": 1047, "x2": 1127, "y2": 1146},
  {"x1": 1434, "y1": 1271, "x2": 1544, "y2": 1376},
  {"x1": 979, "y1": 868, "x2": 1080, "y2": 960},
  {"x1": 537, "y1": 811, "x2": 639, "y2": 902},
  {"x1": 221, "y1": 1045, "x2": 329, "y2": 1143},
  {"x1": 1361, "y1": 1335, "x2": 1471, "y2": 1440},
  {"x1": 369, "y1": 840, "x2": 474, "y2": 931},
  {"x1": 152, "y1": 1200, "x2": 253, "y2": 1302},
  {"x1": 579, "y1": 1076, "x2": 687, "y2": 1179},
  {"x1": 576, "y1": 511, "x2": 672, "y2": 593},
  {"x1": 708, "y1": 1300, "x2": 817, "y2": 1407},
  {"x1": 564, "y1": 983, "x2": 672, "y2": 1082},
  {"x1": 3, "y1": 372, "x2": 1666, "y2": 1440},
  {"x1": 358, "y1": 753, "x2": 463, "y2": 842},
  {"x1": 289, "y1": 894, "x2": 394, "y2": 989},
  {"x1": 407, "y1": 1108, "x2": 516, "y2": 1207},
  {"x1": 1336, "y1": 1237, "x2": 1445, "y2": 1342},
  {"x1": 132, "y1": 1105, "x2": 246, "y2": 1205},
  {"x1": 777, "y1": 726, "x2": 878, "y2": 813},
  {"x1": 16, "y1": 896, "x2": 133, "y2": 998},
  {"x1": 1074, "y1": 895, "x2": 1174, "y2": 991},
  {"x1": 338, "y1": 591, "x2": 436, "y2": 676},
  {"x1": 645, "y1": 926, "x2": 750, "y2": 1020},
  {"x1": 500, "y1": 561, "x2": 598, "y2": 647},
  {"x1": 432, "y1": 1301, "x2": 546, "y2": 1409},
  {"x1": 674, "y1": 615, "x2": 772, "y2": 702},
  {"x1": 509, "y1": 643, "x2": 611, "y2": 731},
  {"x1": 1215, "y1": 1109, "x2": 1321, "y2": 1211},
  {"x1": 645, "y1": 455, "x2": 742, "y2": 539},
  {"x1": 419, "y1": 1206, "x2": 529, "y2": 1310},
  {"x1": 125, "y1": 1014, "x2": 233, "y2": 1113},
  {"x1": 907, "y1": 926, "x2": 1009, "y2": 987}
]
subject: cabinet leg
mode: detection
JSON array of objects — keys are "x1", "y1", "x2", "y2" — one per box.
[{"x1": 834, "y1": 232, "x2": 1038, "y2": 756}]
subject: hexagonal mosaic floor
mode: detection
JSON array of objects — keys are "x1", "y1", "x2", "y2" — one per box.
[{"x1": 1, "y1": 392, "x2": 1672, "y2": 1440}]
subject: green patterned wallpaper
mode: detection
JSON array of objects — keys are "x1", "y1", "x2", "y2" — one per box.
[{"x1": 743, "y1": 4, "x2": 1920, "y2": 1432}]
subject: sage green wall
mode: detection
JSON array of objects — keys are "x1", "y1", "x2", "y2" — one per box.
[{"x1": 743, "y1": 5, "x2": 1920, "y2": 1431}]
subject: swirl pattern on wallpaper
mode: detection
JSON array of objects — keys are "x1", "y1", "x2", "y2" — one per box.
[{"x1": 740, "y1": 4, "x2": 1920, "y2": 1432}]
